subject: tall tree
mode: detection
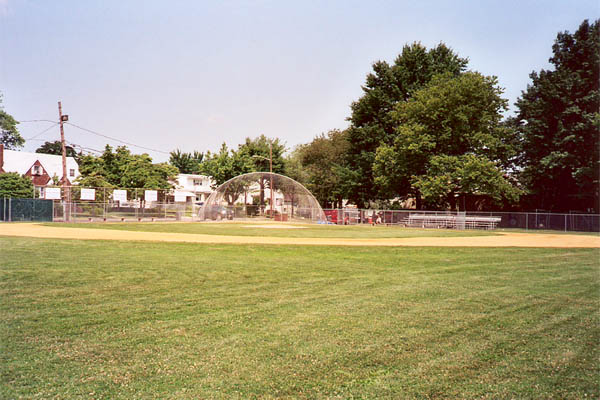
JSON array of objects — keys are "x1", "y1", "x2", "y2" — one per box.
[
  {"x1": 237, "y1": 135, "x2": 286, "y2": 208},
  {"x1": 292, "y1": 129, "x2": 349, "y2": 208},
  {"x1": 342, "y1": 43, "x2": 468, "y2": 207},
  {"x1": 374, "y1": 72, "x2": 521, "y2": 210},
  {"x1": 77, "y1": 145, "x2": 177, "y2": 191},
  {"x1": 198, "y1": 143, "x2": 255, "y2": 204},
  {"x1": 0, "y1": 93, "x2": 24, "y2": 149},
  {"x1": 35, "y1": 140, "x2": 77, "y2": 158},
  {"x1": 169, "y1": 149, "x2": 204, "y2": 174},
  {"x1": 515, "y1": 19, "x2": 599, "y2": 212},
  {"x1": 198, "y1": 143, "x2": 254, "y2": 187},
  {"x1": 238, "y1": 135, "x2": 286, "y2": 174}
]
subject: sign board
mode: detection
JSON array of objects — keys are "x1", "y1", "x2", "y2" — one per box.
[
  {"x1": 45, "y1": 187, "x2": 61, "y2": 200},
  {"x1": 80, "y1": 188, "x2": 95, "y2": 201},
  {"x1": 145, "y1": 190, "x2": 157, "y2": 202},
  {"x1": 174, "y1": 192, "x2": 187, "y2": 202},
  {"x1": 113, "y1": 189, "x2": 127, "y2": 203}
]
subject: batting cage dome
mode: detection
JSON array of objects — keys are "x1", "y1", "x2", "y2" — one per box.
[{"x1": 199, "y1": 172, "x2": 326, "y2": 223}]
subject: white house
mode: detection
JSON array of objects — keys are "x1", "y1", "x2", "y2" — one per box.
[
  {"x1": 172, "y1": 173, "x2": 215, "y2": 203},
  {"x1": 0, "y1": 144, "x2": 80, "y2": 188}
]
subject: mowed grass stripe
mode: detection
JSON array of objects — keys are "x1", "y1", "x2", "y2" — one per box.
[
  {"x1": 43, "y1": 221, "x2": 499, "y2": 238},
  {"x1": 1, "y1": 237, "x2": 598, "y2": 399}
]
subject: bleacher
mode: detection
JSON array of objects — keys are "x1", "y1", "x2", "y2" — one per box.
[{"x1": 403, "y1": 214, "x2": 501, "y2": 230}]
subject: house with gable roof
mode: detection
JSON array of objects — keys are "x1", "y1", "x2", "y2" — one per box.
[{"x1": 0, "y1": 144, "x2": 80, "y2": 191}]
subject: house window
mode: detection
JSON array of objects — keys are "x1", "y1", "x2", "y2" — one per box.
[
  {"x1": 69, "y1": 169, "x2": 75, "y2": 177},
  {"x1": 193, "y1": 179, "x2": 201, "y2": 186},
  {"x1": 32, "y1": 165, "x2": 42, "y2": 175}
]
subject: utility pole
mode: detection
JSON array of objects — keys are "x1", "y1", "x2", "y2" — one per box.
[
  {"x1": 269, "y1": 141, "x2": 274, "y2": 218},
  {"x1": 58, "y1": 101, "x2": 70, "y2": 221}
]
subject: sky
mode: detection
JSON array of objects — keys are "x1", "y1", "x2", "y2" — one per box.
[{"x1": 1, "y1": 0, "x2": 598, "y2": 163}]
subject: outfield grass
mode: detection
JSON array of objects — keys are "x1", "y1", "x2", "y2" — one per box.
[
  {"x1": 1, "y1": 237, "x2": 598, "y2": 399},
  {"x1": 44, "y1": 221, "x2": 499, "y2": 239}
]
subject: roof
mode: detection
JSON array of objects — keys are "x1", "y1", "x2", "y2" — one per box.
[
  {"x1": 2, "y1": 149, "x2": 80, "y2": 180},
  {"x1": 177, "y1": 173, "x2": 212, "y2": 179},
  {"x1": 174, "y1": 190, "x2": 196, "y2": 197}
]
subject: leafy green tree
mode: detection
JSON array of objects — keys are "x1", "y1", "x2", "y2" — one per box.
[
  {"x1": 238, "y1": 135, "x2": 286, "y2": 174},
  {"x1": 342, "y1": 43, "x2": 468, "y2": 206},
  {"x1": 169, "y1": 149, "x2": 204, "y2": 174},
  {"x1": 292, "y1": 129, "x2": 349, "y2": 208},
  {"x1": 120, "y1": 155, "x2": 178, "y2": 190},
  {"x1": 35, "y1": 140, "x2": 77, "y2": 158},
  {"x1": 374, "y1": 72, "x2": 521, "y2": 210},
  {"x1": 102, "y1": 145, "x2": 134, "y2": 185},
  {"x1": 0, "y1": 172, "x2": 34, "y2": 198},
  {"x1": 76, "y1": 172, "x2": 114, "y2": 189},
  {"x1": 411, "y1": 155, "x2": 520, "y2": 210},
  {"x1": 514, "y1": 19, "x2": 599, "y2": 212},
  {"x1": 0, "y1": 93, "x2": 24, "y2": 149},
  {"x1": 77, "y1": 145, "x2": 177, "y2": 193},
  {"x1": 198, "y1": 143, "x2": 255, "y2": 204},
  {"x1": 78, "y1": 154, "x2": 106, "y2": 178},
  {"x1": 199, "y1": 143, "x2": 253, "y2": 186},
  {"x1": 283, "y1": 147, "x2": 309, "y2": 186},
  {"x1": 237, "y1": 135, "x2": 286, "y2": 207}
]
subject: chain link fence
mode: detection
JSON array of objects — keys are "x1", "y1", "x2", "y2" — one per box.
[
  {"x1": 34, "y1": 185, "x2": 202, "y2": 222},
  {"x1": 1, "y1": 198, "x2": 53, "y2": 222},
  {"x1": 3, "y1": 185, "x2": 599, "y2": 232},
  {"x1": 323, "y1": 209, "x2": 600, "y2": 232}
]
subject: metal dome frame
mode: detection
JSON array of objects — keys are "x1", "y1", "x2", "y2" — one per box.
[{"x1": 199, "y1": 172, "x2": 326, "y2": 223}]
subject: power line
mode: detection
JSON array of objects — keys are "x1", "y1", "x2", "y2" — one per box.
[
  {"x1": 68, "y1": 141, "x2": 103, "y2": 155},
  {"x1": 25, "y1": 122, "x2": 60, "y2": 140},
  {"x1": 65, "y1": 122, "x2": 170, "y2": 155},
  {"x1": 18, "y1": 119, "x2": 57, "y2": 124}
]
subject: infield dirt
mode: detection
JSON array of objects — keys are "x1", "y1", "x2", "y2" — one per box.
[{"x1": 1, "y1": 223, "x2": 598, "y2": 247}]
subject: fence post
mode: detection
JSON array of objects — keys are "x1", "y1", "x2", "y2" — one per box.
[
  {"x1": 8, "y1": 198, "x2": 11, "y2": 222},
  {"x1": 526, "y1": 213, "x2": 528, "y2": 230},
  {"x1": 564, "y1": 214, "x2": 567, "y2": 232},
  {"x1": 135, "y1": 188, "x2": 138, "y2": 220}
]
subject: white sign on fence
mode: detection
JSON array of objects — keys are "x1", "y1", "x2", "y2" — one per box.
[
  {"x1": 145, "y1": 190, "x2": 157, "y2": 202},
  {"x1": 80, "y1": 188, "x2": 95, "y2": 201},
  {"x1": 174, "y1": 191, "x2": 187, "y2": 202},
  {"x1": 45, "y1": 187, "x2": 61, "y2": 200},
  {"x1": 113, "y1": 189, "x2": 127, "y2": 203}
]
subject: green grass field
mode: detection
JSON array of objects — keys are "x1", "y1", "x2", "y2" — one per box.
[
  {"x1": 45, "y1": 221, "x2": 499, "y2": 239},
  {"x1": 1, "y1": 235, "x2": 598, "y2": 398}
]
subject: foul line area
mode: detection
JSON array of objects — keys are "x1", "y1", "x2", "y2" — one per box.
[{"x1": 0, "y1": 223, "x2": 599, "y2": 248}]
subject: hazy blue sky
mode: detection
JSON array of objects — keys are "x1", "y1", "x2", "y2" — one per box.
[{"x1": 1, "y1": 0, "x2": 598, "y2": 162}]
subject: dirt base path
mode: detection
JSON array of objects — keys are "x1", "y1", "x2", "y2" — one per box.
[{"x1": 1, "y1": 223, "x2": 599, "y2": 248}]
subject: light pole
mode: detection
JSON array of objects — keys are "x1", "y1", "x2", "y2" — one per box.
[{"x1": 252, "y1": 142, "x2": 274, "y2": 218}]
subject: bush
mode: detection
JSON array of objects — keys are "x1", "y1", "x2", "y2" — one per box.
[{"x1": 0, "y1": 172, "x2": 34, "y2": 198}]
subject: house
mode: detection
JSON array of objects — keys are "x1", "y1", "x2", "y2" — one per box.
[
  {"x1": 0, "y1": 144, "x2": 80, "y2": 188},
  {"x1": 172, "y1": 173, "x2": 215, "y2": 203}
]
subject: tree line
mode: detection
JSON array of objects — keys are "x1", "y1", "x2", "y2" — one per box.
[{"x1": 1, "y1": 19, "x2": 598, "y2": 212}]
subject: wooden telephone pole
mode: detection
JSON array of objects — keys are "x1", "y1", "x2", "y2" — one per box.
[
  {"x1": 58, "y1": 101, "x2": 70, "y2": 221},
  {"x1": 269, "y1": 141, "x2": 274, "y2": 217}
]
